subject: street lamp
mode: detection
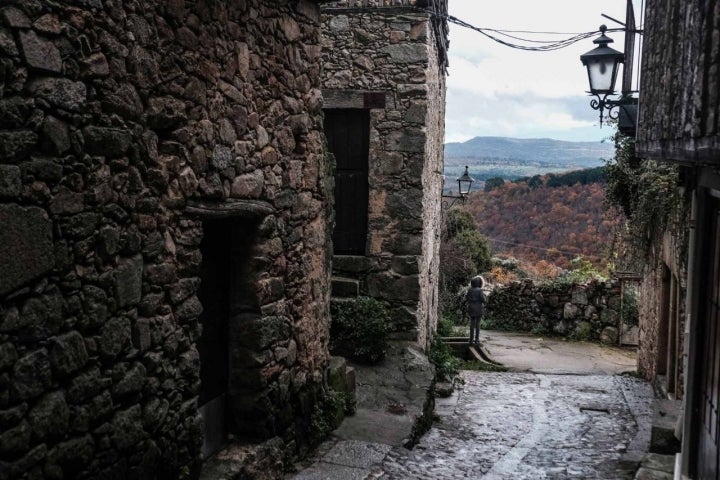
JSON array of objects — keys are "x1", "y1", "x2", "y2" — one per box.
[
  {"x1": 581, "y1": 25, "x2": 624, "y2": 95},
  {"x1": 442, "y1": 166, "x2": 476, "y2": 208},
  {"x1": 580, "y1": 25, "x2": 626, "y2": 127},
  {"x1": 457, "y1": 166, "x2": 475, "y2": 198}
]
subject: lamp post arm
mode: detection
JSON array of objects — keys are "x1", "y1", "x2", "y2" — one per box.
[
  {"x1": 441, "y1": 194, "x2": 467, "y2": 210},
  {"x1": 588, "y1": 94, "x2": 637, "y2": 129}
]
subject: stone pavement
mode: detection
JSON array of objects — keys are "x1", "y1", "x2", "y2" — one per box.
[
  {"x1": 290, "y1": 371, "x2": 653, "y2": 480},
  {"x1": 481, "y1": 330, "x2": 638, "y2": 375}
]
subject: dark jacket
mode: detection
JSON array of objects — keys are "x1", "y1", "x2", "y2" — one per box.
[{"x1": 467, "y1": 287, "x2": 486, "y2": 317}]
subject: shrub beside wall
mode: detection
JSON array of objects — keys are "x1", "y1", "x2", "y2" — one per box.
[{"x1": 329, "y1": 297, "x2": 390, "y2": 364}]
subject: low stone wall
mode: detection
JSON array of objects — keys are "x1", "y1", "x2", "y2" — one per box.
[{"x1": 486, "y1": 279, "x2": 625, "y2": 342}]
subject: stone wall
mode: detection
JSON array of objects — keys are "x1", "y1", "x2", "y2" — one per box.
[
  {"x1": 321, "y1": 3, "x2": 447, "y2": 348},
  {"x1": 637, "y1": 266, "x2": 663, "y2": 380},
  {"x1": 634, "y1": 1, "x2": 716, "y2": 475},
  {"x1": 416, "y1": 10, "x2": 445, "y2": 349},
  {"x1": 637, "y1": 233, "x2": 687, "y2": 398},
  {"x1": 486, "y1": 279, "x2": 629, "y2": 342},
  {"x1": 634, "y1": 0, "x2": 712, "y2": 398},
  {"x1": 0, "y1": 1, "x2": 332, "y2": 478},
  {"x1": 637, "y1": 0, "x2": 719, "y2": 162}
]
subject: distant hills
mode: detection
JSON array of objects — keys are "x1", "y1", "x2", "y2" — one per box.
[
  {"x1": 445, "y1": 136, "x2": 615, "y2": 168},
  {"x1": 442, "y1": 136, "x2": 616, "y2": 192}
]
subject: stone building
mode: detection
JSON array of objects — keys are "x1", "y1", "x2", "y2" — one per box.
[
  {"x1": 320, "y1": 0, "x2": 449, "y2": 348},
  {"x1": 635, "y1": 0, "x2": 720, "y2": 477},
  {"x1": 0, "y1": 0, "x2": 336, "y2": 478},
  {"x1": 636, "y1": 232, "x2": 686, "y2": 400}
]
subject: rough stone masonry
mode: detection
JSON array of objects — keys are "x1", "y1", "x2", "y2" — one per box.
[
  {"x1": 321, "y1": 0, "x2": 448, "y2": 348},
  {"x1": 0, "y1": 1, "x2": 335, "y2": 478}
]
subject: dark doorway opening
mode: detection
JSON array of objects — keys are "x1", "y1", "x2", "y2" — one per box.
[
  {"x1": 324, "y1": 108, "x2": 370, "y2": 255},
  {"x1": 658, "y1": 265, "x2": 671, "y2": 378},
  {"x1": 695, "y1": 193, "x2": 720, "y2": 479},
  {"x1": 658, "y1": 264, "x2": 682, "y2": 398},
  {"x1": 198, "y1": 220, "x2": 231, "y2": 458},
  {"x1": 197, "y1": 219, "x2": 258, "y2": 458}
]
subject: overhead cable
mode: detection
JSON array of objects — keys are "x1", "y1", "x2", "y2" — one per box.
[{"x1": 417, "y1": 8, "x2": 625, "y2": 52}]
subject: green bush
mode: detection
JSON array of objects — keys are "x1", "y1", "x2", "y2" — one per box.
[
  {"x1": 445, "y1": 207, "x2": 477, "y2": 238},
  {"x1": 479, "y1": 316, "x2": 500, "y2": 330},
  {"x1": 557, "y1": 256, "x2": 606, "y2": 284},
  {"x1": 458, "y1": 359, "x2": 508, "y2": 372},
  {"x1": 439, "y1": 208, "x2": 492, "y2": 338},
  {"x1": 427, "y1": 336, "x2": 461, "y2": 383},
  {"x1": 330, "y1": 297, "x2": 390, "y2": 364},
  {"x1": 454, "y1": 229, "x2": 492, "y2": 274},
  {"x1": 437, "y1": 315, "x2": 455, "y2": 337},
  {"x1": 440, "y1": 207, "x2": 492, "y2": 294},
  {"x1": 438, "y1": 284, "x2": 470, "y2": 326},
  {"x1": 309, "y1": 389, "x2": 351, "y2": 445}
]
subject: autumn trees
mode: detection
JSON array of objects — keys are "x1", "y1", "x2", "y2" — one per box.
[{"x1": 464, "y1": 172, "x2": 619, "y2": 271}]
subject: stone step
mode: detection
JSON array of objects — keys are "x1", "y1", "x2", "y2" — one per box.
[
  {"x1": 327, "y1": 355, "x2": 356, "y2": 398},
  {"x1": 331, "y1": 276, "x2": 359, "y2": 297},
  {"x1": 621, "y1": 325, "x2": 639, "y2": 345},
  {"x1": 634, "y1": 453, "x2": 676, "y2": 480},
  {"x1": 650, "y1": 399, "x2": 682, "y2": 454}
]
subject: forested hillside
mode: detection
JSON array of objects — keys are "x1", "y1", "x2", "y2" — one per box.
[
  {"x1": 443, "y1": 137, "x2": 614, "y2": 195},
  {"x1": 464, "y1": 169, "x2": 620, "y2": 271}
]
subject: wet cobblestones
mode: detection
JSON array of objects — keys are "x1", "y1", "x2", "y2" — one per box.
[
  {"x1": 291, "y1": 371, "x2": 653, "y2": 480},
  {"x1": 380, "y1": 372, "x2": 652, "y2": 480}
]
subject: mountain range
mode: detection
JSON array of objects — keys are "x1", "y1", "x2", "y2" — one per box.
[{"x1": 445, "y1": 136, "x2": 615, "y2": 168}]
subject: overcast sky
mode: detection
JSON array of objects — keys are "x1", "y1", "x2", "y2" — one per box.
[{"x1": 446, "y1": 0, "x2": 642, "y2": 144}]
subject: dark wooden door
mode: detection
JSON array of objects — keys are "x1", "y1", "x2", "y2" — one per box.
[
  {"x1": 324, "y1": 109, "x2": 369, "y2": 255},
  {"x1": 698, "y1": 196, "x2": 720, "y2": 479}
]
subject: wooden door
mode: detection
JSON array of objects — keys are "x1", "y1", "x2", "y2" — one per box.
[
  {"x1": 698, "y1": 196, "x2": 720, "y2": 478},
  {"x1": 324, "y1": 109, "x2": 369, "y2": 255}
]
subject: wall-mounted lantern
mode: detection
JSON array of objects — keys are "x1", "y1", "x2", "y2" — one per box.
[
  {"x1": 580, "y1": 7, "x2": 641, "y2": 138},
  {"x1": 457, "y1": 166, "x2": 475, "y2": 198},
  {"x1": 580, "y1": 25, "x2": 625, "y2": 98},
  {"x1": 442, "y1": 165, "x2": 476, "y2": 209}
]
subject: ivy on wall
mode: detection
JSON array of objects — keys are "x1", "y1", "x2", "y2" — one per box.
[{"x1": 604, "y1": 129, "x2": 689, "y2": 269}]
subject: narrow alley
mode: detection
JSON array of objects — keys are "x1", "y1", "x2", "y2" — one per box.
[
  {"x1": 291, "y1": 333, "x2": 656, "y2": 480},
  {"x1": 382, "y1": 372, "x2": 651, "y2": 479}
]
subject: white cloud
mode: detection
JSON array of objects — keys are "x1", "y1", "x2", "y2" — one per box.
[{"x1": 446, "y1": 0, "x2": 640, "y2": 142}]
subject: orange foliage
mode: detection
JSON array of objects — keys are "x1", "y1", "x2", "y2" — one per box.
[
  {"x1": 485, "y1": 265, "x2": 519, "y2": 284},
  {"x1": 464, "y1": 177, "x2": 620, "y2": 271},
  {"x1": 525, "y1": 260, "x2": 561, "y2": 279}
]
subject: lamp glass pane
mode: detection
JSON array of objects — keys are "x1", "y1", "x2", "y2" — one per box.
[
  {"x1": 587, "y1": 59, "x2": 616, "y2": 93},
  {"x1": 458, "y1": 180, "x2": 472, "y2": 195}
]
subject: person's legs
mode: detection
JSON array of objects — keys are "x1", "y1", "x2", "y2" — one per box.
[{"x1": 469, "y1": 316, "x2": 476, "y2": 345}]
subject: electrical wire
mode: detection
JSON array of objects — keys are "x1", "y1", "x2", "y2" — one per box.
[
  {"x1": 487, "y1": 29, "x2": 578, "y2": 45},
  {"x1": 416, "y1": 7, "x2": 625, "y2": 52}
]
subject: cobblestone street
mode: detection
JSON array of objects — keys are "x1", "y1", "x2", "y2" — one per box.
[{"x1": 293, "y1": 371, "x2": 653, "y2": 480}]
